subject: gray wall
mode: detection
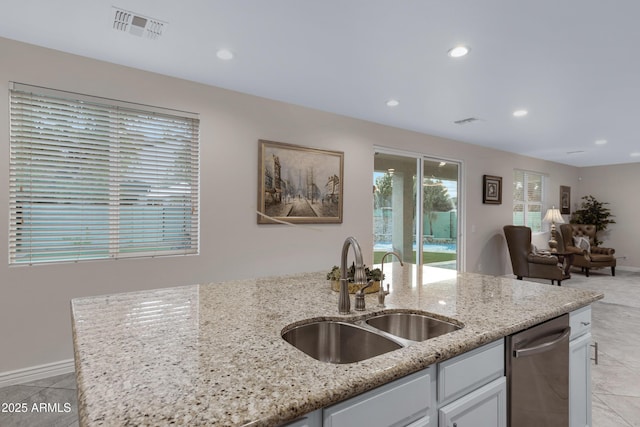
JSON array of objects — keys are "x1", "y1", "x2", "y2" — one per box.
[
  {"x1": 577, "y1": 163, "x2": 640, "y2": 269},
  {"x1": 0, "y1": 37, "x2": 588, "y2": 374}
]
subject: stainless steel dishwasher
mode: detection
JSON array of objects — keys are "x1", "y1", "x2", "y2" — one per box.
[{"x1": 506, "y1": 313, "x2": 571, "y2": 427}]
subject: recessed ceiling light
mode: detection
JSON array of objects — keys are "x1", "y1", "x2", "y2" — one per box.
[
  {"x1": 595, "y1": 139, "x2": 608, "y2": 145},
  {"x1": 216, "y1": 49, "x2": 234, "y2": 60},
  {"x1": 513, "y1": 109, "x2": 528, "y2": 117},
  {"x1": 448, "y1": 46, "x2": 469, "y2": 58},
  {"x1": 386, "y1": 99, "x2": 399, "y2": 107}
]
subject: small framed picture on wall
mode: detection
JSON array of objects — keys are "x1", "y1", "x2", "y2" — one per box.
[
  {"x1": 483, "y1": 175, "x2": 502, "y2": 204},
  {"x1": 560, "y1": 185, "x2": 571, "y2": 215}
]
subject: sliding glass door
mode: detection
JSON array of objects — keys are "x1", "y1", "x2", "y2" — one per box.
[
  {"x1": 373, "y1": 152, "x2": 417, "y2": 265},
  {"x1": 421, "y1": 158, "x2": 458, "y2": 269},
  {"x1": 373, "y1": 150, "x2": 461, "y2": 278}
]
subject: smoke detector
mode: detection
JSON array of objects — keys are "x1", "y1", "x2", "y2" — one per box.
[{"x1": 112, "y1": 6, "x2": 166, "y2": 40}]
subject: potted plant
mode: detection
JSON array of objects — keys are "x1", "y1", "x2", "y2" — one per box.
[
  {"x1": 570, "y1": 195, "x2": 616, "y2": 245},
  {"x1": 326, "y1": 263, "x2": 384, "y2": 294}
]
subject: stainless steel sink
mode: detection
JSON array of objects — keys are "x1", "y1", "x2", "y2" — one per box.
[
  {"x1": 365, "y1": 312, "x2": 462, "y2": 342},
  {"x1": 282, "y1": 320, "x2": 402, "y2": 364}
]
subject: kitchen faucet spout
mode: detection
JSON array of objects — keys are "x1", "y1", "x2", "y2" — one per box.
[
  {"x1": 338, "y1": 237, "x2": 366, "y2": 314},
  {"x1": 378, "y1": 251, "x2": 404, "y2": 307}
]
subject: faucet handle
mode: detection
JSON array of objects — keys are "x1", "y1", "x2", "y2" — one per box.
[
  {"x1": 356, "y1": 280, "x2": 374, "y2": 295},
  {"x1": 354, "y1": 280, "x2": 373, "y2": 311}
]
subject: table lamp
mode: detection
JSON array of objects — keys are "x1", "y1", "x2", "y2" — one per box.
[{"x1": 543, "y1": 207, "x2": 565, "y2": 252}]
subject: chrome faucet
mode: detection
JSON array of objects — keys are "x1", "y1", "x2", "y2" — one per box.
[
  {"x1": 338, "y1": 237, "x2": 368, "y2": 314},
  {"x1": 377, "y1": 251, "x2": 404, "y2": 308}
]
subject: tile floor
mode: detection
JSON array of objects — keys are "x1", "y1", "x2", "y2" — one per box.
[
  {"x1": 524, "y1": 267, "x2": 640, "y2": 426},
  {"x1": 567, "y1": 268, "x2": 640, "y2": 426},
  {"x1": 0, "y1": 372, "x2": 78, "y2": 427},
  {"x1": 0, "y1": 268, "x2": 638, "y2": 426}
]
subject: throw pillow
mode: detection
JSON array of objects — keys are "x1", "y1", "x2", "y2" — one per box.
[{"x1": 573, "y1": 236, "x2": 591, "y2": 260}]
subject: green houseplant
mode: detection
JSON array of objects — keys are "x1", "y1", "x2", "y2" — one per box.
[
  {"x1": 570, "y1": 195, "x2": 615, "y2": 245},
  {"x1": 327, "y1": 263, "x2": 384, "y2": 294}
]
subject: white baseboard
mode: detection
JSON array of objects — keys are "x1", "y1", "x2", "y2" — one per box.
[
  {"x1": 617, "y1": 265, "x2": 640, "y2": 272},
  {"x1": 0, "y1": 359, "x2": 75, "y2": 388}
]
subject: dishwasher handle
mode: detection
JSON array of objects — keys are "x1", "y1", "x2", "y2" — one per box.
[{"x1": 513, "y1": 327, "x2": 571, "y2": 358}]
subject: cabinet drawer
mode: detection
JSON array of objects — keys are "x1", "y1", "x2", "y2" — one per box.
[
  {"x1": 570, "y1": 306, "x2": 592, "y2": 340},
  {"x1": 282, "y1": 409, "x2": 321, "y2": 427},
  {"x1": 437, "y1": 340, "x2": 504, "y2": 406},
  {"x1": 323, "y1": 366, "x2": 435, "y2": 427}
]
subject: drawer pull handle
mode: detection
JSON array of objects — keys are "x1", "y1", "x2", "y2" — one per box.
[
  {"x1": 581, "y1": 321, "x2": 591, "y2": 326},
  {"x1": 591, "y1": 341, "x2": 599, "y2": 365}
]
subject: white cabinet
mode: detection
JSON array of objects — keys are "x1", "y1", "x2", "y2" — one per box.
[
  {"x1": 438, "y1": 377, "x2": 506, "y2": 427},
  {"x1": 287, "y1": 316, "x2": 591, "y2": 427},
  {"x1": 437, "y1": 340, "x2": 506, "y2": 427},
  {"x1": 282, "y1": 409, "x2": 322, "y2": 427},
  {"x1": 570, "y1": 306, "x2": 593, "y2": 427},
  {"x1": 323, "y1": 366, "x2": 436, "y2": 427}
]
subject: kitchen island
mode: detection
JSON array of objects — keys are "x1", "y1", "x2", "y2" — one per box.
[{"x1": 71, "y1": 268, "x2": 603, "y2": 426}]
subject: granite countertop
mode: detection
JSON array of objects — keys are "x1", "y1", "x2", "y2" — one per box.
[{"x1": 71, "y1": 267, "x2": 603, "y2": 426}]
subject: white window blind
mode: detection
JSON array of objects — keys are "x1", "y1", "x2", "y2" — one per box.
[
  {"x1": 513, "y1": 170, "x2": 543, "y2": 232},
  {"x1": 9, "y1": 83, "x2": 200, "y2": 265}
]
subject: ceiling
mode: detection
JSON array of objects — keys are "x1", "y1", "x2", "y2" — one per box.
[{"x1": 2, "y1": 0, "x2": 640, "y2": 167}]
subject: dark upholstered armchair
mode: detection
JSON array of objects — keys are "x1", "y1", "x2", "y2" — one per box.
[
  {"x1": 559, "y1": 224, "x2": 616, "y2": 277},
  {"x1": 503, "y1": 225, "x2": 570, "y2": 285}
]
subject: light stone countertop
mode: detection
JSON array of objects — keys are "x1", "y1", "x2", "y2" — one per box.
[{"x1": 71, "y1": 267, "x2": 603, "y2": 426}]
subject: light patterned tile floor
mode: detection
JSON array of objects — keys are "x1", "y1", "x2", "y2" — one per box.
[
  {"x1": 0, "y1": 373, "x2": 78, "y2": 427},
  {"x1": 536, "y1": 268, "x2": 640, "y2": 426}
]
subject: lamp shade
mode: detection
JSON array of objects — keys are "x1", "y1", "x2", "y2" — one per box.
[{"x1": 543, "y1": 208, "x2": 565, "y2": 224}]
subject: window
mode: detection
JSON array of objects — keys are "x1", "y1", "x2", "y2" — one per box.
[
  {"x1": 513, "y1": 170, "x2": 544, "y2": 232},
  {"x1": 9, "y1": 83, "x2": 200, "y2": 265}
]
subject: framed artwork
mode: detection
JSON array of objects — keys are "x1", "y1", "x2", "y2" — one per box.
[
  {"x1": 560, "y1": 185, "x2": 571, "y2": 215},
  {"x1": 257, "y1": 140, "x2": 344, "y2": 224},
  {"x1": 483, "y1": 175, "x2": 502, "y2": 204}
]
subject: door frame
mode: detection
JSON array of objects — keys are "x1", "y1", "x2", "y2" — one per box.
[{"x1": 374, "y1": 146, "x2": 465, "y2": 273}]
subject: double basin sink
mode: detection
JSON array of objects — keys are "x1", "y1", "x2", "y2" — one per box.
[{"x1": 282, "y1": 311, "x2": 463, "y2": 364}]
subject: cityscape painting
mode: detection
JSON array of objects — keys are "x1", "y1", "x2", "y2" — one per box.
[{"x1": 258, "y1": 140, "x2": 344, "y2": 224}]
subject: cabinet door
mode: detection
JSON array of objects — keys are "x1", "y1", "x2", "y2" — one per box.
[
  {"x1": 439, "y1": 377, "x2": 506, "y2": 427},
  {"x1": 570, "y1": 332, "x2": 592, "y2": 427}
]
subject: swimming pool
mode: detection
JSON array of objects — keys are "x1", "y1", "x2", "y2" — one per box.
[{"x1": 374, "y1": 242, "x2": 457, "y2": 253}]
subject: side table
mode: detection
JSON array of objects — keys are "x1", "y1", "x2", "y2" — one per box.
[{"x1": 553, "y1": 251, "x2": 575, "y2": 279}]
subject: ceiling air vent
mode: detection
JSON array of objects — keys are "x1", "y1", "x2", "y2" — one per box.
[
  {"x1": 454, "y1": 117, "x2": 480, "y2": 125},
  {"x1": 112, "y1": 6, "x2": 166, "y2": 40}
]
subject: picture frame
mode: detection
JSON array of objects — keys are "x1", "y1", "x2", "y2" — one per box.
[
  {"x1": 560, "y1": 185, "x2": 571, "y2": 215},
  {"x1": 258, "y1": 139, "x2": 344, "y2": 224},
  {"x1": 483, "y1": 175, "x2": 502, "y2": 204}
]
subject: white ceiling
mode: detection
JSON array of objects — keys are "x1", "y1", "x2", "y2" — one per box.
[{"x1": 2, "y1": 0, "x2": 640, "y2": 167}]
